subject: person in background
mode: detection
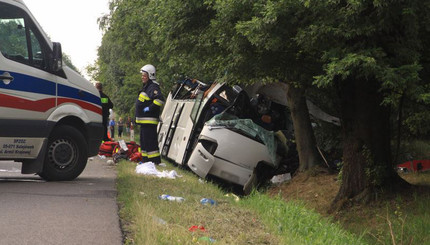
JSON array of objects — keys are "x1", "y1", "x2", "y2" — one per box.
[
  {"x1": 109, "y1": 118, "x2": 116, "y2": 139},
  {"x1": 118, "y1": 117, "x2": 124, "y2": 138},
  {"x1": 130, "y1": 120, "x2": 135, "y2": 141},
  {"x1": 126, "y1": 116, "x2": 132, "y2": 137},
  {"x1": 95, "y1": 82, "x2": 113, "y2": 141},
  {"x1": 135, "y1": 64, "x2": 164, "y2": 164}
]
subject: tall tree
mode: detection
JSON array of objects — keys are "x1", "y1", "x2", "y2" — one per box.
[
  {"x1": 216, "y1": 0, "x2": 324, "y2": 171},
  {"x1": 96, "y1": 0, "x2": 155, "y2": 116},
  {"x1": 297, "y1": 0, "x2": 430, "y2": 204}
]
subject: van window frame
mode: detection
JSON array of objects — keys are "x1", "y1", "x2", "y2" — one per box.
[{"x1": 0, "y1": 2, "x2": 57, "y2": 74}]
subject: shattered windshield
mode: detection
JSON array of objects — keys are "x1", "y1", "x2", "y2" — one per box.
[{"x1": 206, "y1": 112, "x2": 277, "y2": 163}]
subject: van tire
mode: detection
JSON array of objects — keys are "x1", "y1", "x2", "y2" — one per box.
[{"x1": 39, "y1": 125, "x2": 88, "y2": 181}]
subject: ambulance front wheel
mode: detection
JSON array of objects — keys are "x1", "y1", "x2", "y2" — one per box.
[{"x1": 39, "y1": 125, "x2": 88, "y2": 181}]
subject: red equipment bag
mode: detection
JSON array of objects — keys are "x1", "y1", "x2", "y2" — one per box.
[
  {"x1": 113, "y1": 141, "x2": 140, "y2": 158},
  {"x1": 98, "y1": 141, "x2": 119, "y2": 157},
  {"x1": 112, "y1": 141, "x2": 141, "y2": 163},
  {"x1": 126, "y1": 141, "x2": 140, "y2": 156}
]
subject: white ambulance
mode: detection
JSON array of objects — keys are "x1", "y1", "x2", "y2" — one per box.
[{"x1": 0, "y1": 0, "x2": 103, "y2": 180}]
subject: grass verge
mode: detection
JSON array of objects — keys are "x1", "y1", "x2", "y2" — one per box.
[
  {"x1": 270, "y1": 170, "x2": 430, "y2": 245},
  {"x1": 342, "y1": 172, "x2": 430, "y2": 245},
  {"x1": 116, "y1": 161, "x2": 365, "y2": 245}
]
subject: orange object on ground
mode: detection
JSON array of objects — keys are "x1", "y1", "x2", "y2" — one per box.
[
  {"x1": 98, "y1": 141, "x2": 119, "y2": 157},
  {"x1": 188, "y1": 225, "x2": 206, "y2": 232},
  {"x1": 107, "y1": 129, "x2": 113, "y2": 140}
]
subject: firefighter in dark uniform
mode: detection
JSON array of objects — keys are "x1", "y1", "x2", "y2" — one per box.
[
  {"x1": 96, "y1": 82, "x2": 114, "y2": 142},
  {"x1": 135, "y1": 64, "x2": 164, "y2": 164}
]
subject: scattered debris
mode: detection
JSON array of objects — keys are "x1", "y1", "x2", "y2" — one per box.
[
  {"x1": 198, "y1": 237, "x2": 216, "y2": 243},
  {"x1": 270, "y1": 173, "x2": 292, "y2": 184},
  {"x1": 199, "y1": 178, "x2": 206, "y2": 184},
  {"x1": 188, "y1": 225, "x2": 206, "y2": 232},
  {"x1": 158, "y1": 194, "x2": 185, "y2": 202},
  {"x1": 224, "y1": 193, "x2": 240, "y2": 202},
  {"x1": 200, "y1": 198, "x2": 217, "y2": 206},
  {"x1": 153, "y1": 216, "x2": 167, "y2": 225},
  {"x1": 135, "y1": 162, "x2": 182, "y2": 179}
]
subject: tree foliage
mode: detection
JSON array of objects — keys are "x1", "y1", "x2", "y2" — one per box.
[
  {"x1": 0, "y1": 21, "x2": 27, "y2": 55},
  {"x1": 296, "y1": 0, "x2": 430, "y2": 202}
]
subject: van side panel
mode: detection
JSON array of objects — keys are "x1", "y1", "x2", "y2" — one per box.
[
  {"x1": 0, "y1": 119, "x2": 53, "y2": 138},
  {"x1": 166, "y1": 101, "x2": 196, "y2": 164}
]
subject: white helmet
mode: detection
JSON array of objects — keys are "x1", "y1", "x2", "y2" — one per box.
[{"x1": 140, "y1": 64, "x2": 156, "y2": 80}]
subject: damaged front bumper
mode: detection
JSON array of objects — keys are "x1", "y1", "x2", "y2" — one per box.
[{"x1": 187, "y1": 122, "x2": 275, "y2": 192}]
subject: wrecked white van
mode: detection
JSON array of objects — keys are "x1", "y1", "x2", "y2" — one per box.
[{"x1": 158, "y1": 80, "x2": 298, "y2": 193}]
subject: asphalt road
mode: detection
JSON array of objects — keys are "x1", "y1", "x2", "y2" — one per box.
[{"x1": 0, "y1": 156, "x2": 123, "y2": 245}]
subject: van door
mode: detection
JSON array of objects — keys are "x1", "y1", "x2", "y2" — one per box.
[
  {"x1": 166, "y1": 100, "x2": 196, "y2": 165},
  {"x1": 0, "y1": 2, "x2": 58, "y2": 159}
]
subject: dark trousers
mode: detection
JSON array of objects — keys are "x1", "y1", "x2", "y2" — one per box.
[
  {"x1": 140, "y1": 124, "x2": 161, "y2": 163},
  {"x1": 102, "y1": 118, "x2": 109, "y2": 141},
  {"x1": 110, "y1": 126, "x2": 115, "y2": 138},
  {"x1": 118, "y1": 126, "x2": 124, "y2": 137}
]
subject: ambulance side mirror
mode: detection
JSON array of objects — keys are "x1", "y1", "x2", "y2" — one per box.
[{"x1": 51, "y1": 42, "x2": 63, "y2": 72}]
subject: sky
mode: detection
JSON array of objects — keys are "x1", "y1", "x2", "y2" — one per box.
[{"x1": 25, "y1": 0, "x2": 110, "y2": 80}]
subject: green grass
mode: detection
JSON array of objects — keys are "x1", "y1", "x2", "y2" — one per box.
[
  {"x1": 332, "y1": 171, "x2": 430, "y2": 245},
  {"x1": 116, "y1": 161, "x2": 366, "y2": 245},
  {"x1": 241, "y1": 194, "x2": 366, "y2": 245},
  {"x1": 340, "y1": 192, "x2": 430, "y2": 245}
]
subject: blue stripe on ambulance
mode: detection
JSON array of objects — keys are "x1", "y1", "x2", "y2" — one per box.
[
  {"x1": 0, "y1": 71, "x2": 56, "y2": 95},
  {"x1": 0, "y1": 71, "x2": 100, "y2": 106},
  {"x1": 58, "y1": 84, "x2": 100, "y2": 105}
]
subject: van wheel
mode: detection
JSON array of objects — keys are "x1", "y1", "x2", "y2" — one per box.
[{"x1": 39, "y1": 125, "x2": 88, "y2": 181}]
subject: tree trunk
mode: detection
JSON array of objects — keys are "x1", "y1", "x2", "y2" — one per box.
[
  {"x1": 333, "y1": 78, "x2": 409, "y2": 206},
  {"x1": 286, "y1": 83, "x2": 322, "y2": 171}
]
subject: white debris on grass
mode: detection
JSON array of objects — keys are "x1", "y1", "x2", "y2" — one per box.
[
  {"x1": 270, "y1": 172, "x2": 291, "y2": 184},
  {"x1": 198, "y1": 178, "x2": 206, "y2": 184},
  {"x1": 135, "y1": 162, "x2": 182, "y2": 179},
  {"x1": 153, "y1": 216, "x2": 167, "y2": 225}
]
